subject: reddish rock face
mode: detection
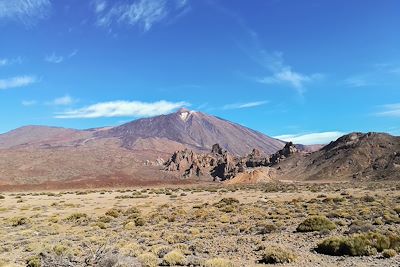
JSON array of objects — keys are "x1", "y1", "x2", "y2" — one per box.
[{"x1": 164, "y1": 142, "x2": 300, "y2": 181}]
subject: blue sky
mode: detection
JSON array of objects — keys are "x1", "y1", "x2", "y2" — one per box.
[{"x1": 1, "y1": 0, "x2": 400, "y2": 144}]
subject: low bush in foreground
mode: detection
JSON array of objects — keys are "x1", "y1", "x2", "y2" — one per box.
[
  {"x1": 203, "y1": 258, "x2": 234, "y2": 267},
  {"x1": 316, "y1": 232, "x2": 400, "y2": 256},
  {"x1": 259, "y1": 246, "x2": 296, "y2": 264},
  {"x1": 10, "y1": 216, "x2": 29, "y2": 226},
  {"x1": 296, "y1": 216, "x2": 336, "y2": 232},
  {"x1": 163, "y1": 249, "x2": 186, "y2": 266},
  {"x1": 138, "y1": 252, "x2": 158, "y2": 267},
  {"x1": 382, "y1": 249, "x2": 397, "y2": 258}
]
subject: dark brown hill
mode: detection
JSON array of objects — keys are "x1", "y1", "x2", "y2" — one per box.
[{"x1": 276, "y1": 132, "x2": 400, "y2": 181}]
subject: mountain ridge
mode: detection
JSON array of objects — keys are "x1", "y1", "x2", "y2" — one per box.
[{"x1": 0, "y1": 109, "x2": 289, "y2": 187}]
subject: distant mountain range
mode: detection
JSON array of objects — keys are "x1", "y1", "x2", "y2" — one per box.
[
  {"x1": 0, "y1": 108, "x2": 289, "y2": 188},
  {"x1": 1, "y1": 109, "x2": 397, "y2": 189},
  {"x1": 0, "y1": 108, "x2": 285, "y2": 155}
]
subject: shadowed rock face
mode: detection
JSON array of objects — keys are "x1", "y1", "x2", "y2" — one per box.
[
  {"x1": 275, "y1": 132, "x2": 400, "y2": 181},
  {"x1": 164, "y1": 142, "x2": 299, "y2": 181},
  {"x1": 98, "y1": 108, "x2": 286, "y2": 155}
]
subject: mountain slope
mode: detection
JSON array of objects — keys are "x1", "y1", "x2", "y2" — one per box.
[
  {"x1": 0, "y1": 109, "x2": 286, "y2": 187},
  {"x1": 99, "y1": 108, "x2": 285, "y2": 155},
  {"x1": 0, "y1": 126, "x2": 92, "y2": 149},
  {"x1": 275, "y1": 132, "x2": 400, "y2": 181}
]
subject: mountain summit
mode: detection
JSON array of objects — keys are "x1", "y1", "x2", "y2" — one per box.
[{"x1": 99, "y1": 108, "x2": 285, "y2": 155}]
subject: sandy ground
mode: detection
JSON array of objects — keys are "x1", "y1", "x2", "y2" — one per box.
[{"x1": 0, "y1": 182, "x2": 399, "y2": 266}]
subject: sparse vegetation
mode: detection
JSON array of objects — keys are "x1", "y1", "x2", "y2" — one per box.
[
  {"x1": 296, "y1": 216, "x2": 336, "y2": 232},
  {"x1": 382, "y1": 249, "x2": 397, "y2": 258},
  {"x1": 259, "y1": 246, "x2": 297, "y2": 264},
  {"x1": 0, "y1": 183, "x2": 399, "y2": 266},
  {"x1": 163, "y1": 249, "x2": 186, "y2": 266},
  {"x1": 10, "y1": 216, "x2": 29, "y2": 227},
  {"x1": 203, "y1": 258, "x2": 234, "y2": 267},
  {"x1": 138, "y1": 252, "x2": 158, "y2": 267},
  {"x1": 316, "y1": 232, "x2": 400, "y2": 256},
  {"x1": 65, "y1": 212, "x2": 87, "y2": 221}
]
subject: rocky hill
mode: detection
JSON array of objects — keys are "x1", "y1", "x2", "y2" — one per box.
[
  {"x1": 163, "y1": 142, "x2": 299, "y2": 181},
  {"x1": 276, "y1": 132, "x2": 400, "y2": 181}
]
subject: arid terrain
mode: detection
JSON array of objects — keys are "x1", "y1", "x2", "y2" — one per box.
[{"x1": 1, "y1": 182, "x2": 400, "y2": 267}]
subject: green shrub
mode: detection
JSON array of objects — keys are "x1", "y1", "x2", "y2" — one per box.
[
  {"x1": 361, "y1": 195, "x2": 375, "y2": 202},
  {"x1": 259, "y1": 246, "x2": 296, "y2": 264},
  {"x1": 254, "y1": 223, "x2": 277, "y2": 234},
  {"x1": 163, "y1": 249, "x2": 186, "y2": 266},
  {"x1": 66, "y1": 213, "x2": 87, "y2": 221},
  {"x1": 105, "y1": 208, "x2": 121, "y2": 218},
  {"x1": 151, "y1": 245, "x2": 171, "y2": 258},
  {"x1": 215, "y1": 198, "x2": 239, "y2": 207},
  {"x1": 53, "y1": 244, "x2": 68, "y2": 256},
  {"x1": 316, "y1": 232, "x2": 397, "y2": 256},
  {"x1": 10, "y1": 216, "x2": 29, "y2": 226},
  {"x1": 394, "y1": 206, "x2": 400, "y2": 215},
  {"x1": 124, "y1": 207, "x2": 140, "y2": 215},
  {"x1": 203, "y1": 258, "x2": 234, "y2": 267},
  {"x1": 138, "y1": 252, "x2": 158, "y2": 267},
  {"x1": 134, "y1": 217, "x2": 145, "y2": 226},
  {"x1": 382, "y1": 249, "x2": 397, "y2": 258},
  {"x1": 123, "y1": 221, "x2": 135, "y2": 230},
  {"x1": 296, "y1": 216, "x2": 336, "y2": 232},
  {"x1": 26, "y1": 256, "x2": 41, "y2": 267},
  {"x1": 316, "y1": 235, "x2": 376, "y2": 256},
  {"x1": 97, "y1": 215, "x2": 112, "y2": 223}
]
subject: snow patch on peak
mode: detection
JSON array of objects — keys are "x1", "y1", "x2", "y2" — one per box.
[{"x1": 180, "y1": 111, "x2": 190, "y2": 121}]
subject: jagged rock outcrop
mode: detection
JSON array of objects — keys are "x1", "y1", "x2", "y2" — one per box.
[
  {"x1": 211, "y1": 143, "x2": 224, "y2": 155},
  {"x1": 164, "y1": 142, "x2": 299, "y2": 181},
  {"x1": 270, "y1": 142, "x2": 298, "y2": 165},
  {"x1": 243, "y1": 149, "x2": 270, "y2": 168},
  {"x1": 164, "y1": 144, "x2": 244, "y2": 180}
]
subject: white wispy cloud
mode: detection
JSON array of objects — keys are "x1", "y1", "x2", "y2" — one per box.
[
  {"x1": 44, "y1": 50, "x2": 78, "y2": 64},
  {"x1": 0, "y1": 57, "x2": 23, "y2": 67},
  {"x1": 93, "y1": 0, "x2": 107, "y2": 13},
  {"x1": 0, "y1": 0, "x2": 51, "y2": 25},
  {"x1": 344, "y1": 76, "x2": 370, "y2": 88},
  {"x1": 44, "y1": 53, "x2": 64, "y2": 64},
  {"x1": 274, "y1": 131, "x2": 345, "y2": 145},
  {"x1": 68, "y1": 49, "x2": 78, "y2": 58},
  {"x1": 22, "y1": 100, "x2": 37, "y2": 106},
  {"x1": 375, "y1": 103, "x2": 400, "y2": 118},
  {"x1": 256, "y1": 52, "x2": 323, "y2": 94},
  {"x1": 47, "y1": 95, "x2": 77, "y2": 106},
  {"x1": 95, "y1": 0, "x2": 190, "y2": 32},
  {"x1": 223, "y1": 101, "x2": 268, "y2": 110},
  {"x1": 344, "y1": 63, "x2": 400, "y2": 88},
  {"x1": 55, "y1": 100, "x2": 189, "y2": 119},
  {"x1": 391, "y1": 68, "x2": 400, "y2": 75},
  {"x1": 0, "y1": 58, "x2": 8, "y2": 66},
  {"x1": 0, "y1": 75, "x2": 37, "y2": 90}
]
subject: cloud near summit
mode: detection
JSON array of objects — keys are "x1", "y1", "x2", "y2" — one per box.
[{"x1": 55, "y1": 100, "x2": 189, "y2": 119}]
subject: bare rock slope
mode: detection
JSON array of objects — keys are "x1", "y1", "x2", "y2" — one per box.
[
  {"x1": 98, "y1": 108, "x2": 285, "y2": 155},
  {"x1": 276, "y1": 132, "x2": 400, "y2": 181}
]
